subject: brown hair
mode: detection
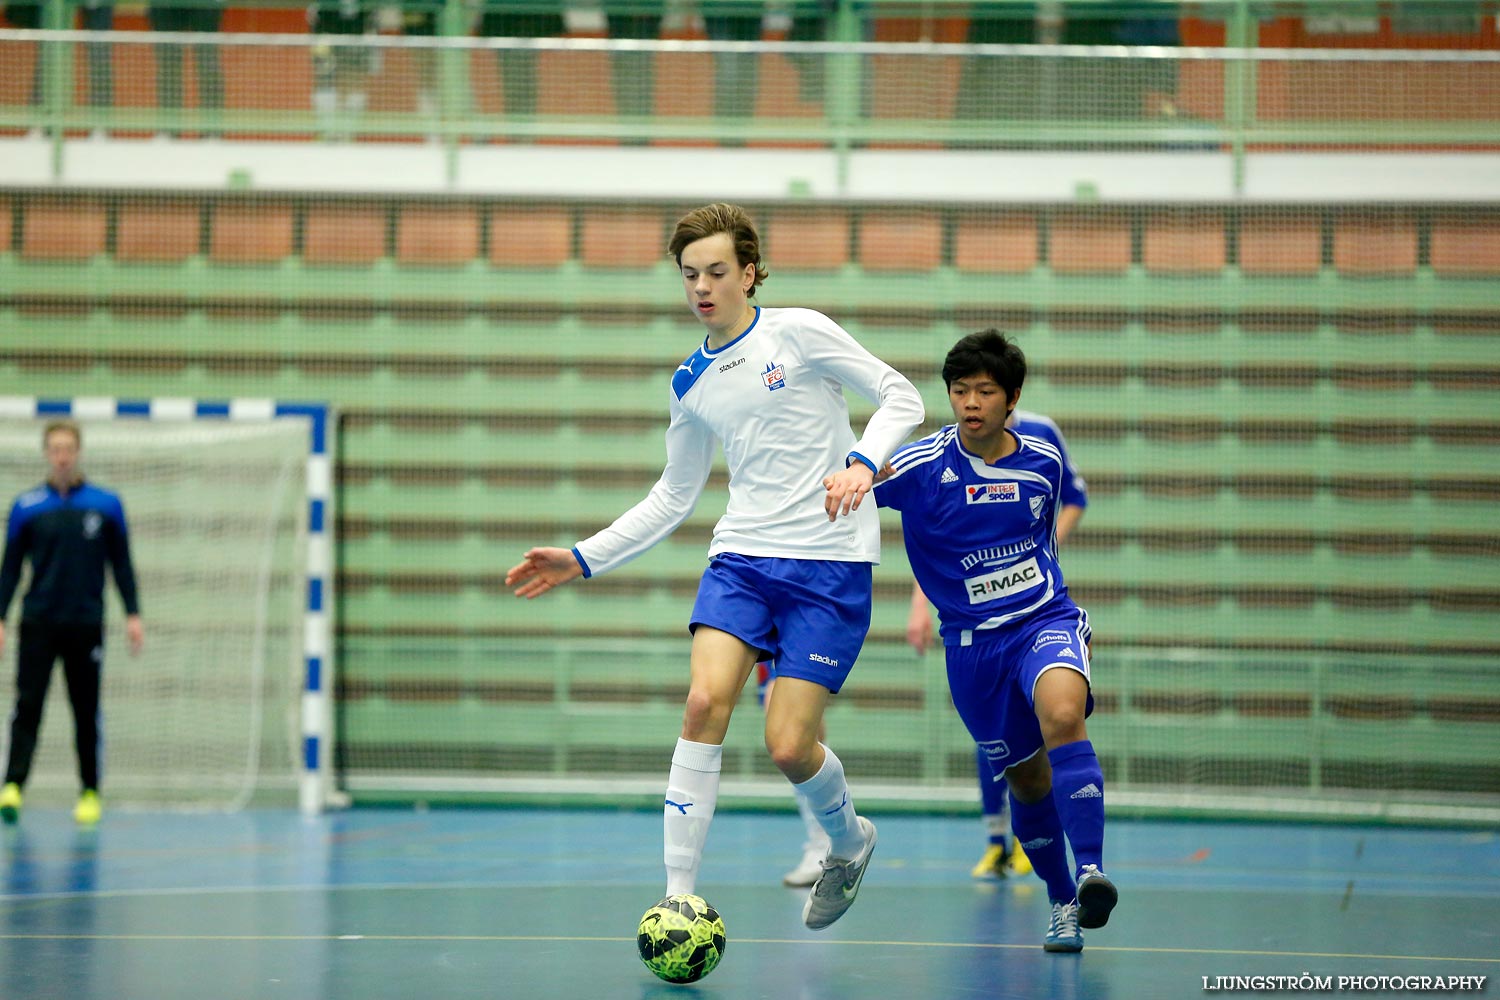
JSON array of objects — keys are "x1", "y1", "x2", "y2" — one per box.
[
  {"x1": 668, "y1": 202, "x2": 768, "y2": 295},
  {"x1": 43, "y1": 418, "x2": 81, "y2": 449}
]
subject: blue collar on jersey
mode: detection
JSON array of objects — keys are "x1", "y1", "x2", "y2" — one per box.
[
  {"x1": 673, "y1": 306, "x2": 762, "y2": 400},
  {"x1": 955, "y1": 427, "x2": 1024, "y2": 466}
]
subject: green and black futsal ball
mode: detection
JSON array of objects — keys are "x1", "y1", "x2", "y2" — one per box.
[{"x1": 636, "y1": 893, "x2": 727, "y2": 984}]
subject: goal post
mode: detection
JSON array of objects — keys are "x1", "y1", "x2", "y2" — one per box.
[{"x1": 0, "y1": 396, "x2": 336, "y2": 815}]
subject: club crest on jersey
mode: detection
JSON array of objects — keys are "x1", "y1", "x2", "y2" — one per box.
[
  {"x1": 762, "y1": 361, "x2": 786, "y2": 391},
  {"x1": 966, "y1": 482, "x2": 1019, "y2": 504},
  {"x1": 1029, "y1": 495, "x2": 1046, "y2": 518},
  {"x1": 83, "y1": 511, "x2": 102, "y2": 539}
]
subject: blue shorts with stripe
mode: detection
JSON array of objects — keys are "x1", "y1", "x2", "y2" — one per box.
[
  {"x1": 944, "y1": 601, "x2": 1094, "y2": 775},
  {"x1": 690, "y1": 552, "x2": 872, "y2": 695}
]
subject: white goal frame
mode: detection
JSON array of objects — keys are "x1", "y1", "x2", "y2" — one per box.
[{"x1": 0, "y1": 396, "x2": 337, "y2": 815}]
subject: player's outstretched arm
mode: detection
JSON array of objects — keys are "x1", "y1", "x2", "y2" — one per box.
[{"x1": 505, "y1": 547, "x2": 583, "y2": 599}]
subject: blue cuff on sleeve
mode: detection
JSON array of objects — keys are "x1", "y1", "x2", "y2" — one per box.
[
  {"x1": 847, "y1": 452, "x2": 877, "y2": 474},
  {"x1": 571, "y1": 546, "x2": 593, "y2": 579}
]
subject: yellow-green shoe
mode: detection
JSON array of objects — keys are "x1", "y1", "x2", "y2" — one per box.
[
  {"x1": 1007, "y1": 839, "x2": 1034, "y2": 878},
  {"x1": 0, "y1": 782, "x2": 21, "y2": 824},
  {"x1": 970, "y1": 843, "x2": 1007, "y2": 880},
  {"x1": 74, "y1": 789, "x2": 101, "y2": 825}
]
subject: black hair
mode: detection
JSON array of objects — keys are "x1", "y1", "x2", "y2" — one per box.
[{"x1": 941, "y1": 329, "x2": 1026, "y2": 403}]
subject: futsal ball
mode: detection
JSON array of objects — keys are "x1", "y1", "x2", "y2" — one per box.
[{"x1": 636, "y1": 893, "x2": 727, "y2": 984}]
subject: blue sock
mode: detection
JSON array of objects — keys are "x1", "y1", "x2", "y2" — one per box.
[
  {"x1": 1009, "y1": 790, "x2": 1074, "y2": 903},
  {"x1": 976, "y1": 746, "x2": 1007, "y2": 847},
  {"x1": 1048, "y1": 739, "x2": 1105, "y2": 878}
]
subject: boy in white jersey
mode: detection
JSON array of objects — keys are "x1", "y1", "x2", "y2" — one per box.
[
  {"x1": 874, "y1": 329, "x2": 1117, "y2": 952},
  {"x1": 504, "y1": 203, "x2": 924, "y2": 932}
]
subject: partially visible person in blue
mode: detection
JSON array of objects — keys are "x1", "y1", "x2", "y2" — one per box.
[
  {"x1": 874, "y1": 329, "x2": 1115, "y2": 953},
  {"x1": 906, "y1": 406, "x2": 1088, "y2": 882},
  {"x1": 0, "y1": 419, "x2": 144, "y2": 827}
]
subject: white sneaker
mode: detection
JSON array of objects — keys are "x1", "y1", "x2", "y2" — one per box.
[
  {"x1": 1043, "y1": 901, "x2": 1083, "y2": 952},
  {"x1": 782, "y1": 838, "x2": 828, "y2": 888},
  {"x1": 802, "y1": 816, "x2": 876, "y2": 930}
]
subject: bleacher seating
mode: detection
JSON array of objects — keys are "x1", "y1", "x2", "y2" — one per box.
[
  {"x1": 20, "y1": 196, "x2": 107, "y2": 260},
  {"x1": 952, "y1": 210, "x2": 1039, "y2": 274},
  {"x1": 1237, "y1": 208, "x2": 1322, "y2": 276},
  {"x1": 765, "y1": 207, "x2": 850, "y2": 271},
  {"x1": 1429, "y1": 209, "x2": 1500, "y2": 278},
  {"x1": 209, "y1": 199, "x2": 293, "y2": 263},
  {"x1": 1142, "y1": 208, "x2": 1227, "y2": 274},
  {"x1": 304, "y1": 203, "x2": 388, "y2": 266},
  {"x1": 579, "y1": 206, "x2": 669, "y2": 269},
  {"x1": 3, "y1": 190, "x2": 1497, "y2": 792},
  {"x1": 1048, "y1": 208, "x2": 1132, "y2": 274},
  {"x1": 395, "y1": 204, "x2": 481, "y2": 266},
  {"x1": 858, "y1": 209, "x2": 943, "y2": 272},
  {"x1": 1332, "y1": 209, "x2": 1420, "y2": 277},
  {"x1": 489, "y1": 205, "x2": 573, "y2": 268},
  {"x1": 117, "y1": 198, "x2": 201, "y2": 263}
]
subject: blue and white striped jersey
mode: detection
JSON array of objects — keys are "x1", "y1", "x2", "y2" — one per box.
[
  {"x1": 573, "y1": 306, "x2": 925, "y2": 577},
  {"x1": 874, "y1": 425, "x2": 1075, "y2": 647}
]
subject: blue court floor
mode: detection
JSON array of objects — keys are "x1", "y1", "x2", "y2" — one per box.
[{"x1": 1, "y1": 806, "x2": 1496, "y2": 1000}]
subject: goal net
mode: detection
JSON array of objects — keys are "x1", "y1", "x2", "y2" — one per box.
[{"x1": 0, "y1": 400, "x2": 333, "y2": 813}]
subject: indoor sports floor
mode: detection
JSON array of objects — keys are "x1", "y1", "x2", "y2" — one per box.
[{"x1": 1, "y1": 806, "x2": 1496, "y2": 1000}]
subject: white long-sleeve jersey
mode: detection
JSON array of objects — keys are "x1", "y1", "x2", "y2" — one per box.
[{"x1": 573, "y1": 306, "x2": 925, "y2": 577}]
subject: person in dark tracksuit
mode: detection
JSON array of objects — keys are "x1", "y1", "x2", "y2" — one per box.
[{"x1": 0, "y1": 419, "x2": 143, "y2": 826}]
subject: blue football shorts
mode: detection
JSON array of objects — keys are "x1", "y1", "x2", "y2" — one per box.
[
  {"x1": 944, "y1": 601, "x2": 1094, "y2": 775},
  {"x1": 690, "y1": 552, "x2": 872, "y2": 694}
]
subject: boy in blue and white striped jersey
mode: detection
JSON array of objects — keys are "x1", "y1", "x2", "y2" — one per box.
[{"x1": 874, "y1": 329, "x2": 1116, "y2": 953}]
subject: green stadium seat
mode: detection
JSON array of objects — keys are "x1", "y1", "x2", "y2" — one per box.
[
  {"x1": 304, "y1": 202, "x2": 389, "y2": 266},
  {"x1": 116, "y1": 198, "x2": 201, "y2": 263},
  {"x1": 21, "y1": 197, "x2": 107, "y2": 261},
  {"x1": 395, "y1": 203, "x2": 481, "y2": 266}
]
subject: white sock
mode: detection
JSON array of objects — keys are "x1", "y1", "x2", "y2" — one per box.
[
  {"x1": 793, "y1": 744, "x2": 863, "y2": 860},
  {"x1": 663, "y1": 738, "x2": 722, "y2": 897},
  {"x1": 798, "y1": 794, "x2": 829, "y2": 849}
]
